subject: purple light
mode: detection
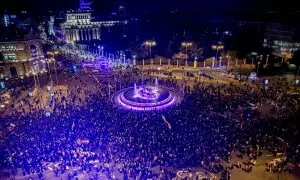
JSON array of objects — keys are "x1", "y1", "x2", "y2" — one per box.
[
  {"x1": 82, "y1": 60, "x2": 109, "y2": 69},
  {"x1": 134, "y1": 86, "x2": 159, "y2": 100},
  {"x1": 112, "y1": 86, "x2": 181, "y2": 111},
  {"x1": 117, "y1": 94, "x2": 176, "y2": 111},
  {"x1": 120, "y1": 91, "x2": 173, "y2": 107}
]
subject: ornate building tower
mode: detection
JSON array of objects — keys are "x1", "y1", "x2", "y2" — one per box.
[
  {"x1": 79, "y1": 0, "x2": 92, "y2": 12},
  {"x1": 48, "y1": 16, "x2": 55, "y2": 36}
]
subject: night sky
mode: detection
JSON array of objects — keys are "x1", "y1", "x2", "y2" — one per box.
[{"x1": 0, "y1": 0, "x2": 299, "y2": 16}]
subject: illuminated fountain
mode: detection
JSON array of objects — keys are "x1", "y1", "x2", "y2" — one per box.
[
  {"x1": 112, "y1": 79, "x2": 182, "y2": 111},
  {"x1": 134, "y1": 83, "x2": 138, "y2": 95}
]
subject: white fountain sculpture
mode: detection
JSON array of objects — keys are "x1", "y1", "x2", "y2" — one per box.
[
  {"x1": 134, "y1": 83, "x2": 138, "y2": 96},
  {"x1": 155, "y1": 77, "x2": 159, "y2": 89}
]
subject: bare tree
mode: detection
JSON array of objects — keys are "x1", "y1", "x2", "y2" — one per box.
[{"x1": 190, "y1": 43, "x2": 203, "y2": 60}]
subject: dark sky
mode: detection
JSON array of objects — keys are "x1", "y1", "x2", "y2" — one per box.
[{"x1": 0, "y1": 0, "x2": 299, "y2": 15}]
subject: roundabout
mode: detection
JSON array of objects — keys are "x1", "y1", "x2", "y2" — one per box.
[{"x1": 112, "y1": 79, "x2": 182, "y2": 111}]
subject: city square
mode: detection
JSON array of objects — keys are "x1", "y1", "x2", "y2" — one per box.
[{"x1": 1, "y1": 0, "x2": 300, "y2": 180}]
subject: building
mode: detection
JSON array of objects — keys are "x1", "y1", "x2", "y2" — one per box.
[
  {"x1": 79, "y1": 0, "x2": 92, "y2": 12},
  {"x1": 61, "y1": 0, "x2": 123, "y2": 43},
  {"x1": 48, "y1": 16, "x2": 55, "y2": 36},
  {"x1": 0, "y1": 36, "x2": 46, "y2": 79},
  {"x1": 2, "y1": 12, "x2": 17, "y2": 27},
  {"x1": 263, "y1": 23, "x2": 300, "y2": 54}
]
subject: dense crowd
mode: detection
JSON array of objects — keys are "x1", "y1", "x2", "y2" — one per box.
[{"x1": 0, "y1": 68, "x2": 300, "y2": 179}]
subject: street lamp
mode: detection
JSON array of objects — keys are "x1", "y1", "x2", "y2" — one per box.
[
  {"x1": 133, "y1": 55, "x2": 137, "y2": 66},
  {"x1": 212, "y1": 57, "x2": 215, "y2": 68},
  {"x1": 226, "y1": 55, "x2": 231, "y2": 70},
  {"x1": 98, "y1": 45, "x2": 104, "y2": 56},
  {"x1": 181, "y1": 42, "x2": 193, "y2": 66},
  {"x1": 145, "y1": 40, "x2": 156, "y2": 66},
  {"x1": 257, "y1": 62, "x2": 261, "y2": 76},
  {"x1": 47, "y1": 51, "x2": 59, "y2": 85},
  {"x1": 265, "y1": 54, "x2": 269, "y2": 66},
  {"x1": 212, "y1": 43, "x2": 224, "y2": 68}
]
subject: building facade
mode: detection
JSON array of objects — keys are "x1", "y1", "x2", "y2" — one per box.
[
  {"x1": 60, "y1": 0, "x2": 122, "y2": 44},
  {"x1": 0, "y1": 38, "x2": 46, "y2": 78},
  {"x1": 263, "y1": 23, "x2": 300, "y2": 54},
  {"x1": 61, "y1": 12, "x2": 101, "y2": 43}
]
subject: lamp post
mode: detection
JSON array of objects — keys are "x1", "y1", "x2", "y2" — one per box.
[
  {"x1": 265, "y1": 55, "x2": 269, "y2": 66},
  {"x1": 194, "y1": 56, "x2": 197, "y2": 68},
  {"x1": 181, "y1": 42, "x2": 193, "y2": 67},
  {"x1": 47, "y1": 51, "x2": 59, "y2": 85},
  {"x1": 226, "y1": 55, "x2": 231, "y2": 70},
  {"x1": 145, "y1": 40, "x2": 156, "y2": 66},
  {"x1": 133, "y1": 55, "x2": 136, "y2": 66},
  {"x1": 98, "y1": 45, "x2": 104, "y2": 56},
  {"x1": 212, "y1": 57, "x2": 215, "y2": 68},
  {"x1": 212, "y1": 43, "x2": 224, "y2": 68},
  {"x1": 123, "y1": 54, "x2": 126, "y2": 65},
  {"x1": 257, "y1": 62, "x2": 261, "y2": 76}
]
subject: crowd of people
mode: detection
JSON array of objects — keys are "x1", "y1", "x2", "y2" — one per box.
[{"x1": 0, "y1": 66, "x2": 300, "y2": 180}]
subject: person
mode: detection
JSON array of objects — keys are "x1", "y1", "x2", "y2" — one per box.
[{"x1": 0, "y1": 65, "x2": 299, "y2": 179}]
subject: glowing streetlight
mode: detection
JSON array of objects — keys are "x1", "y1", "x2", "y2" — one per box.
[
  {"x1": 212, "y1": 43, "x2": 224, "y2": 68},
  {"x1": 145, "y1": 40, "x2": 156, "y2": 66},
  {"x1": 181, "y1": 42, "x2": 193, "y2": 66},
  {"x1": 133, "y1": 55, "x2": 137, "y2": 66},
  {"x1": 46, "y1": 51, "x2": 59, "y2": 85},
  {"x1": 265, "y1": 54, "x2": 269, "y2": 66},
  {"x1": 98, "y1": 45, "x2": 104, "y2": 56},
  {"x1": 257, "y1": 62, "x2": 261, "y2": 76},
  {"x1": 226, "y1": 55, "x2": 231, "y2": 69}
]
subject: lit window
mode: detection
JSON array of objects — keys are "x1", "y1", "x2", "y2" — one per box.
[{"x1": 3, "y1": 54, "x2": 16, "y2": 60}]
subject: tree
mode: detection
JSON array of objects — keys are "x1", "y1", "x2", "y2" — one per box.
[
  {"x1": 190, "y1": 43, "x2": 203, "y2": 60},
  {"x1": 172, "y1": 52, "x2": 187, "y2": 65}
]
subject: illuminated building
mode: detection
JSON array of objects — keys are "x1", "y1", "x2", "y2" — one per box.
[
  {"x1": 79, "y1": 0, "x2": 92, "y2": 11},
  {"x1": 263, "y1": 23, "x2": 300, "y2": 54},
  {"x1": 2, "y1": 12, "x2": 17, "y2": 27},
  {"x1": 61, "y1": 0, "x2": 123, "y2": 43},
  {"x1": 0, "y1": 36, "x2": 46, "y2": 79},
  {"x1": 4, "y1": 14, "x2": 9, "y2": 27}
]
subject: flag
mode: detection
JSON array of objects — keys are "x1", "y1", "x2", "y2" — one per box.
[
  {"x1": 71, "y1": 121, "x2": 75, "y2": 131},
  {"x1": 162, "y1": 115, "x2": 172, "y2": 129},
  {"x1": 9, "y1": 123, "x2": 16, "y2": 127}
]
